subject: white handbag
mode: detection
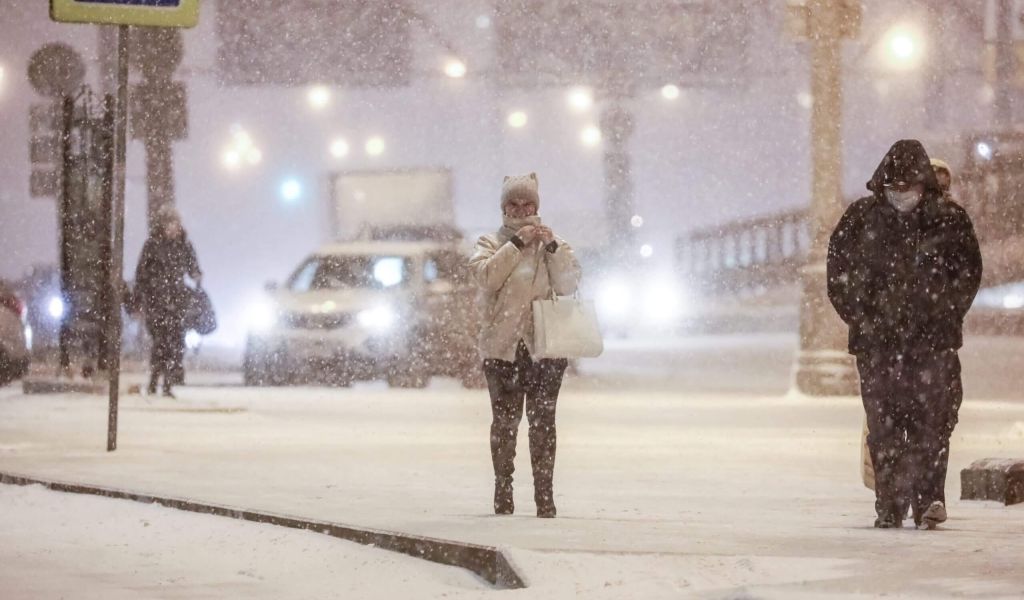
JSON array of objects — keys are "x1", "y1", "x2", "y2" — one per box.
[{"x1": 532, "y1": 293, "x2": 604, "y2": 359}]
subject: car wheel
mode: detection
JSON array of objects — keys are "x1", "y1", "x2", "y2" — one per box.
[{"x1": 386, "y1": 370, "x2": 429, "y2": 389}]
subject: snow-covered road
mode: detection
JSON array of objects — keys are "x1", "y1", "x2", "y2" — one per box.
[{"x1": 2, "y1": 335, "x2": 1023, "y2": 598}]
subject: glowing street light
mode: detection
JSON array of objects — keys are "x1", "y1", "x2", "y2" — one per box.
[
  {"x1": 976, "y1": 142, "x2": 994, "y2": 161},
  {"x1": 444, "y1": 59, "x2": 467, "y2": 79},
  {"x1": 329, "y1": 138, "x2": 350, "y2": 159},
  {"x1": 580, "y1": 125, "x2": 601, "y2": 147},
  {"x1": 507, "y1": 110, "x2": 528, "y2": 128},
  {"x1": 661, "y1": 84, "x2": 681, "y2": 100},
  {"x1": 222, "y1": 150, "x2": 241, "y2": 170},
  {"x1": 307, "y1": 85, "x2": 331, "y2": 109},
  {"x1": 476, "y1": 15, "x2": 491, "y2": 29},
  {"x1": 639, "y1": 244, "x2": 654, "y2": 258},
  {"x1": 881, "y1": 25, "x2": 924, "y2": 70},
  {"x1": 365, "y1": 136, "x2": 386, "y2": 157},
  {"x1": 568, "y1": 87, "x2": 594, "y2": 111},
  {"x1": 222, "y1": 125, "x2": 262, "y2": 171},
  {"x1": 631, "y1": 215, "x2": 644, "y2": 228},
  {"x1": 280, "y1": 178, "x2": 303, "y2": 203}
]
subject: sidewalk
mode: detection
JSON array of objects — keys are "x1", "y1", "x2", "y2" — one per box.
[{"x1": 1, "y1": 375, "x2": 1023, "y2": 598}]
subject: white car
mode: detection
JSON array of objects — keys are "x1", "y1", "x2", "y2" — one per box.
[
  {"x1": 243, "y1": 239, "x2": 483, "y2": 388},
  {"x1": 0, "y1": 282, "x2": 31, "y2": 385}
]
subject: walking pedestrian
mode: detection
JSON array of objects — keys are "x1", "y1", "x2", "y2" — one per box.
[
  {"x1": 133, "y1": 207, "x2": 203, "y2": 398},
  {"x1": 828, "y1": 140, "x2": 982, "y2": 529},
  {"x1": 469, "y1": 173, "x2": 581, "y2": 518}
]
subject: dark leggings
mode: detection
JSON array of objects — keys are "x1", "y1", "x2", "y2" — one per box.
[{"x1": 484, "y1": 342, "x2": 567, "y2": 499}]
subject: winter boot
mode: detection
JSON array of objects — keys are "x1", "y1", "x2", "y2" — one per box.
[
  {"x1": 494, "y1": 478, "x2": 514, "y2": 515},
  {"x1": 147, "y1": 373, "x2": 159, "y2": 396},
  {"x1": 918, "y1": 501, "x2": 947, "y2": 530},
  {"x1": 162, "y1": 384, "x2": 175, "y2": 399},
  {"x1": 534, "y1": 482, "x2": 556, "y2": 518}
]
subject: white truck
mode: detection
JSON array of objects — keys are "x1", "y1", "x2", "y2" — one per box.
[{"x1": 243, "y1": 169, "x2": 484, "y2": 388}]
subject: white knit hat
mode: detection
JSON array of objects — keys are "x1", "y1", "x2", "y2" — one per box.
[{"x1": 500, "y1": 172, "x2": 540, "y2": 211}]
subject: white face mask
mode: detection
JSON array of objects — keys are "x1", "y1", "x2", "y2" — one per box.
[{"x1": 885, "y1": 188, "x2": 922, "y2": 213}]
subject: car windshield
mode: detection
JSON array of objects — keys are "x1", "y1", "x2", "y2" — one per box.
[{"x1": 288, "y1": 255, "x2": 408, "y2": 291}]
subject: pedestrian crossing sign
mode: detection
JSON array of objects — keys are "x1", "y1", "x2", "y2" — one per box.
[{"x1": 51, "y1": 0, "x2": 199, "y2": 28}]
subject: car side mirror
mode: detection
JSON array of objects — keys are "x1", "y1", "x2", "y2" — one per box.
[{"x1": 264, "y1": 281, "x2": 278, "y2": 292}]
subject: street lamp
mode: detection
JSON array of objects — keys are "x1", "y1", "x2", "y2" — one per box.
[
  {"x1": 307, "y1": 85, "x2": 331, "y2": 109},
  {"x1": 280, "y1": 178, "x2": 302, "y2": 203},
  {"x1": 365, "y1": 136, "x2": 386, "y2": 157},
  {"x1": 444, "y1": 59, "x2": 467, "y2": 79},
  {"x1": 507, "y1": 110, "x2": 528, "y2": 128},
  {"x1": 661, "y1": 84, "x2": 681, "y2": 100},
  {"x1": 223, "y1": 125, "x2": 261, "y2": 171},
  {"x1": 330, "y1": 138, "x2": 350, "y2": 159},
  {"x1": 568, "y1": 87, "x2": 594, "y2": 111},
  {"x1": 580, "y1": 125, "x2": 601, "y2": 147},
  {"x1": 222, "y1": 150, "x2": 241, "y2": 170},
  {"x1": 880, "y1": 25, "x2": 924, "y2": 70}
]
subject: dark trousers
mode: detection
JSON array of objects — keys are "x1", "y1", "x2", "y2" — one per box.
[
  {"x1": 483, "y1": 342, "x2": 567, "y2": 504},
  {"x1": 857, "y1": 349, "x2": 963, "y2": 520},
  {"x1": 148, "y1": 316, "x2": 186, "y2": 390}
]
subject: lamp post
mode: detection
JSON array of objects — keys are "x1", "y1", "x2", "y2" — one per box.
[{"x1": 790, "y1": 0, "x2": 861, "y2": 396}]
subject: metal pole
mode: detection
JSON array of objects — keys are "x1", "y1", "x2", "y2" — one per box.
[
  {"x1": 793, "y1": 0, "x2": 858, "y2": 396},
  {"x1": 599, "y1": 100, "x2": 636, "y2": 259},
  {"x1": 107, "y1": 24, "x2": 129, "y2": 453},
  {"x1": 994, "y1": 0, "x2": 1015, "y2": 127},
  {"x1": 58, "y1": 96, "x2": 74, "y2": 377}
]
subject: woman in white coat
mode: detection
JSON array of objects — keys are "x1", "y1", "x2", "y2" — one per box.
[{"x1": 469, "y1": 173, "x2": 581, "y2": 518}]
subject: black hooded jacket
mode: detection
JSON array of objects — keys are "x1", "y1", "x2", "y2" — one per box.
[
  {"x1": 827, "y1": 140, "x2": 983, "y2": 354},
  {"x1": 134, "y1": 233, "x2": 201, "y2": 326}
]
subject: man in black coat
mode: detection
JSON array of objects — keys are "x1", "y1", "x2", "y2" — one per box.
[
  {"x1": 827, "y1": 140, "x2": 982, "y2": 529},
  {"x1": 134, "y1": 208, "x2": 202, "y2": 398}
]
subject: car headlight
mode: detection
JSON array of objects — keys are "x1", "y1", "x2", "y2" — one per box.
[
  {"x1": 596, "y1": 279, "x2": 632, "y2": 320},
  {"x1": 245, "y1": 300, "x2": 278, "y2": 334},
  {"x1": 357, "y1": 305, "x2": 397, "y2": 333},
  {"x1": 642, "y1": 281, "x2": 685, "y2": 324},
  {"x1": 47, "y1": 296, "x2": 65, "y2": 320}
]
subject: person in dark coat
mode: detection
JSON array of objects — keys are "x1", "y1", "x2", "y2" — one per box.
[
  {"x1": 828, "y1": 140, "x2": 982, "y2": 529},
  {"x1": 134, "y1": 207, "x2": 202, "y2": 398}
]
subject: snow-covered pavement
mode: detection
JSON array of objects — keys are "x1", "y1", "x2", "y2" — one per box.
[{"x1": 2, "y1": 335, "x2": 1024, "y2": 598}]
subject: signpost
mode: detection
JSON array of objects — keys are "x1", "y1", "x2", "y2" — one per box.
[
  {"x1": 50, "y1": 0, "x2": 199, "y2": 452},
  {"x1": 51, "y1": 0, "x2": 198, "y2": 28}
]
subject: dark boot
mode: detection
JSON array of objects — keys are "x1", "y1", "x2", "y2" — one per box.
[
  {"x1": 147, "y1": 372, "x2": 159, "y2": 395},
  {"x1": 484, "y1": 358, "x2": 524, "y2": 516},
  {"x1": 535, "y1": 482, "x2": 556, "y2": 518},
  {"x1": 494, "y1": 477, "x2": 514, "y2": 515},
  {"x1": 162, "y1": 383, "x2": 175, "y2": 399},
  {"x1": 531, "y1": 423, "x2": 557, "y2": 518},
  {"x1": 526, "y1": 358, "x2": 565, "y2": 519}
]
